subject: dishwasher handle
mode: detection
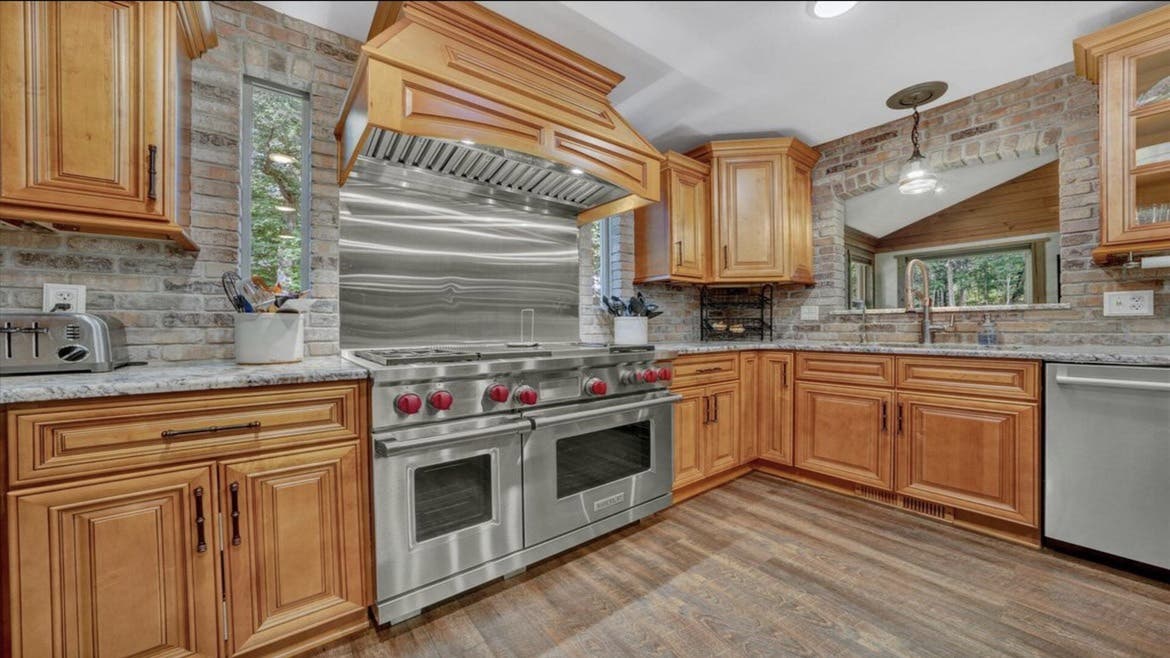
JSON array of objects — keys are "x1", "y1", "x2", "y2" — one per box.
[{"x1": 1054, "y1": 372, "x2": 1170, "y2": 392}]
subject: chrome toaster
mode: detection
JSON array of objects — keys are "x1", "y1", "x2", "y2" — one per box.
[{"x1": 0, "y1": 312, "x2": 130, "y2": 375}]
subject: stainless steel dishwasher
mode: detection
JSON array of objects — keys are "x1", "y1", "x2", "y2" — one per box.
[{"x1": 1045, "y1": 363, "x2": 1170, "y2": 570}]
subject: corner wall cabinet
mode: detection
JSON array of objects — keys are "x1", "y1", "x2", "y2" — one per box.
[
  {"x1": 3, "y1": 381, "x2": 372, "y2": 658},
  {"x1": 0, "y1": 0, "x2": 216, "y2": 250},
  {"x1": 634, "y1": 151, "x2": 710, "y2": 282},
  {"x1": 668, "y1": 351, "x2": 1041, "y2": 546},
  {"x1": 1075, "y1": 4, "x2": 1170, "y2": 263}
]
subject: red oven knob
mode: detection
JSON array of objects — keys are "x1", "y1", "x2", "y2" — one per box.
[
  {"x1": 656, "y1": 367, "x2": 672, "y2": 382},
  {"x1": 428, "y1": 390, "x2": 454, "y2": 411},
  {"x1": 487, "y1": 384, "x2": 510, "y2": 403},
  {"x1": 395, "y1": 393, "x2": 423, "y2": 415},
  {"x1": 620, "y1": 370, "x2": 642, "y2": 384},
  {"x1": 585, "y1": 378, "x2": 608, "y2": 396},
  {"x1": 515, "y1": 386, "x2": 539, "y2": 406},
  {"x1": 640, "y1": 368, "x2": 658, "y2": 383}
]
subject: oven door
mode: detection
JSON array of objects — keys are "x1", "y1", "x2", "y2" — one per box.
[
  {"x1": 372, "y1": 417, "x2": 528, "y2": 601},
  {"x1": 522, "y1": 392, "x2": 679, "y2": 546}
]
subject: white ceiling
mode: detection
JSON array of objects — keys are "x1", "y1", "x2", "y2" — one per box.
[{"x1": 259, "y1": 1, "x2": 1163, "y2": 151}]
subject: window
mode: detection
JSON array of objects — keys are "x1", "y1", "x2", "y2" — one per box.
[
  {"x1": 591, "y1": 216, "x2": 617, "y2": 301},
  {"x1": 847, "y1": 250, "x2": 874, "y2": 307},
  {"x1": 899, "y1": 242, "x2": 1045, "y2": 307},
  {"x1": 241, "y1": 79, "x2": 310, "y2": 290}
]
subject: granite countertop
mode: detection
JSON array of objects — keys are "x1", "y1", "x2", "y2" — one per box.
[
  {"x1": 656, "y1": 341, "x2": 1170, "y2": 367},
  {"x1": 0, "y1": 356, "x2": 370, "y2": 405}
]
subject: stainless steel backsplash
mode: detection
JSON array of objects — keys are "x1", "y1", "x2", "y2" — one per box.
[{"x1": 339, "y1": 156, "x2": 585, "y2": 349}]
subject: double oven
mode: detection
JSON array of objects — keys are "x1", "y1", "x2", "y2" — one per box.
[{"x1": 371, "y1": 387, "x2": 676, "y2": 623}]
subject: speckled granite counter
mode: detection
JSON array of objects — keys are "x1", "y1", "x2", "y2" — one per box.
[
  {"x1": 656, "y1": 341, "x2": 1170, "y2": 367},
  {"x1": 0, "y1": 357, "x2": 370, "y2": 405}
]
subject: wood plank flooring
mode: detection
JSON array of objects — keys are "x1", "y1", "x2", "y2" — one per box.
[{"x1": 313, "y1": 473, "x2": 1170, "y2": 657}]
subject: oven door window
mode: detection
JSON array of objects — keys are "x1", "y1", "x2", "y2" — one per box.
[
  {"x1": 413, "y1": 454, "x2": 493, "y2": 542},
  {"x1": 555, "y1": 421, "x2": 652, "y2": 498}
]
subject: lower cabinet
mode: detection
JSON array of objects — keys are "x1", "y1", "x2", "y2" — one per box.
[
  {"x1": 895, "y1": 392, "x2": 1038, "y2": 526},
  {"x1": 757, "y1": 352, "x2": 794, "y2": 465},
  {"x1": 8, "y1": 465, "x2": 222, "y2": 658},
  {"x1": 737, "y1": 351, "x2": 759, "y2": 464},
  {"x1": 222, "y1": 443, "x2": 369, "y2": 657},
  {"x1": 671, "y1": 381, "x2": 740, "y2": 491},
  {"x1": 794, "y1": 381, "x2": 894, "y2": 490}
]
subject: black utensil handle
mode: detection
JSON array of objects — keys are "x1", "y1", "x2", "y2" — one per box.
[
  {"x1": 194, "y1": 486, "x2": 207, "y2": 553},
  {"x1": 162, "y1": 421, "x2": 261, "y2": 439},
  {"x1": 147, "y1": 145, "x2": 158, "y2": 200},
  {"x1": 229, "y1": 482, "x2": 241, "y2": 546}
]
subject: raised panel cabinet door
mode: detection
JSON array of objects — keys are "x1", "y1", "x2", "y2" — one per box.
[
  {"x1": 0, "y1": 1, "x2": 167, "y2": 218},
  {"x1": 738, "y1": 352, "x2": 759, "y2": 464},
  {"x1": 794, "y1": 382, "x2": 894, "y2": 490},
  {"x1": 704, "y1": 382, "x2": 740, "y2": 475},
  {"x1": 758, "y1": 352, "x2": 794, "y2": 465},
  {"x1": 671, "y1": 386, "x2": 706, "y2": 489},
  {"x1": 8, "y1": 465, "x2": 221, "y2": 658},
  {"x1": 895, "y1": 392, "x2": 1039, "y2": 526},
  {"x1": 671, "y1": 168, "x2": 708, "y2": 279},
  {"x1": 221, "y1": 442, "x2": 368, "y2": 657},
  {"x1": 714, "y1": 155, "x2": 784, "y2": 279}
]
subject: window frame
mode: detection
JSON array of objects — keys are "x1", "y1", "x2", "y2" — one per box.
[
  {"x1": 239, "y1": 77, "x2": 312, "y2": 285},
  {"x1": 592, "y1": 216, "x2": 616, "y2": 301},
  {"x1": 896, "y1": 240, "x2": 1045, "y2": 308}
]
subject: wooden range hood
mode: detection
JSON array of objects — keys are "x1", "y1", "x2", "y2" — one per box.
[{"x1": 335, "y1": 1, "x2": 663, "y2": 223}]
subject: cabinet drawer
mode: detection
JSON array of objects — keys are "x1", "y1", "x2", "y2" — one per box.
[
  {"x1": 896, "y1": 357, "x2": 1039, "y2": 401},
  {"x1": 7, "y1": 381, "x2": 365, "y2": 486},
  {"x1": 795, "y1": 352, "x2": 894, "y2": 387},
  {"x1": 670, "y1": 353, "x2": 740, "y2": 387}
]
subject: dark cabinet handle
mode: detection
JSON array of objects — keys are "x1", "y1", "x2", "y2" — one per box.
[
  {"x1": 702, "y1": 396, "x2": 709, "y2": 424},
  {"x1": 675, "y1": 241, "x2": 683, "y2": 266},
  {"x1": 780, "y1": 363, "x2": 787, "y2": 388},
  {"x1": 193, "y1": 486, "x2": 207, "y2": 553},
  {"x1": 722, "y1": 245, "x2": 729, "y2": 267},
  {"x1": 162, "y1": 421, "x2": 260, "y2": 439},
  {"x1": 712, "y1": 395, "x2": 719, "y2": 423},
  {"x1": 881, "y1": 401, "x2": 888, "y2": 433},
  {"x1": 897, "y1": 403, "x2": 904, "y2": 436},
  {"x1": 695, "y1": 367, "x2": 724, "y2": 374},
  {"x1": 147, "y1": 144, "x2": 158, "y2": 200},
  {"x1": 229, "y1": 482, "x2": 241, "y2": 546}
]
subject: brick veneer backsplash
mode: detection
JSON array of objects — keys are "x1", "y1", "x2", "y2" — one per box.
[{"x1": 0, "y1": 1, "x2": 361, "y2": 362}]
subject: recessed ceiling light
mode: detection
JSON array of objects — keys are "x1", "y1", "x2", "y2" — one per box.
[
  {"x1": 275, "y1": 205, "x2": 296, "y2": 212},
  {"x1": 809, "y1": 1, "x2": 858, "y2": 19},
  {"x1": 268, "y1": 153, "x2": 296, "y2": 164},
  {"x1": 570, "y1": 168, "x2": 584, "y2": 175}
]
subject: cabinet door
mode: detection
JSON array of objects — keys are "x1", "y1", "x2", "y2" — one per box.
[
  {"x1": 704, "y1": 382, "x2": 740, "y2": 475},
  {"x1": 794, "y1": 382, "x2": 893, "y2": 489},
  {"x1": 0, "y1": 1, "x2": 167, "y2": 218},
  {"x1": 758, "y1": 352, "x2": 794, "y2": 465},
  {"x1": 714, "y1": 155, "x2": 785, "y2": 280},
  {"x1": 8, "y1": 465, "x2": 220, "y2": 658},
  {"x1": 221, "y1": 443, "x2": 368, "y2": 657},
  {"x1": 896, "y1": 392, "x2": 1039, "y2": 526},
  {"x1": 738, "y1": 352, "x2": 759, "y2": 464},
  {"x1": 671, "y1": 386, "x2": 707, "y2": 489},
  {"x1": 671, "y1": 167, "x2": 708, "y2": 279}
]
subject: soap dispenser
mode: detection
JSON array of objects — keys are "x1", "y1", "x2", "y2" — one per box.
[{"x1": 978, "y1": 314, "x2": 999, "y2": 347}]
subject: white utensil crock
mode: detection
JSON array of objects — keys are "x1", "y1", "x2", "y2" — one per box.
[
  {"x1": 613, "y1": 316, "x2": 649, "y2": 345},
  {"x1": 234, "y1": 313, "x2": 304, "y2": 364}
]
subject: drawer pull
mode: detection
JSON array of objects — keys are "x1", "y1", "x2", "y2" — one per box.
[
  {"x1": 229, "y1": 482, "x2": 242, "y2": 546},
  {"x1": 147, "y1": 144, "x2": 158, "y2": 200},
  {"x1": 193, "y1": 486, "x2": 207, "y2": 553},
  {"x1": 161, "y1": 421, "x2": 261, "y2": 439},
  {"x1": 695, "y1": 367, "x2": 724, "y2": 374}
]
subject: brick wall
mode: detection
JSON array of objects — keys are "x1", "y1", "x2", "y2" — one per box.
[{"x1": 0, "y1": 1, "x2": 361, "y2": 362}]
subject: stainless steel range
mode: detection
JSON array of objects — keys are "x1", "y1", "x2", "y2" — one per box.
[{"x1": 344, "y1": 343, "x2": 678, "y2": 624}]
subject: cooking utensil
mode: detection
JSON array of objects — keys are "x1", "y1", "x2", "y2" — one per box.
[
  {"x1": 645, "y1": 310, "x2": 663, "y2": 319},
  {"x1": 609, "y1": 296, "x2": 628, "y2": 316},
  {"x1": 628, "y1": 294, "x2": 646, "y2": 316},
  {"x1": 222, "y1": 272, "x2": 250, "y2": 312}
]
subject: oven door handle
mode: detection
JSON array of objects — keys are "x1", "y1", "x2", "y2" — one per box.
[
  {"x1": 530, "y1": 394, "x2": 682, "y2": 428},
  {"x1": 373, "y1": 419, "x2": 533, "y2": 458}
]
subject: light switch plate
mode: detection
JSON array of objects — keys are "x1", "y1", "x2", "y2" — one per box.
[
  {"x1": 1102, "y1": 290, "x2": 1153, "y2": 317},
  {"x1": 800, "y1": 305, "x2": 820, "y2": 321},
  {"x1": 42, "y1": 283, "x2": 86, "y2": 313}
]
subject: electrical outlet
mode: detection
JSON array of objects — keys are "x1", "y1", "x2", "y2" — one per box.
[
  {"x1": 1102, "y1": 290, "x2": 1153, "y2": 317},
  {"x1": 42, "y1": 283, "x2": 86, "y2": 313},
  {"x1": 800, "y1": 305, "x2": 820, "y2": 321}
]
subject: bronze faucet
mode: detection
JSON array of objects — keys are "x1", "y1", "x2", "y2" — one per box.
[{"x1": 904, "y1": 258, "x2": 951, "y2": 344}]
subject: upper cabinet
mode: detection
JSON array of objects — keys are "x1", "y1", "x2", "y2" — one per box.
[
  {"x1": 634, "y1": 151, "x2": 709, "y2": 283},
  {"x1": 635, "y1": 137, "x2": 819, "y2": 284},
  {"x1": 1075, "y1": 5, "x2": 1170, "y2": 263},
  {"x1": 0, "y1": 1, "x2": 216, "y2": 250}
]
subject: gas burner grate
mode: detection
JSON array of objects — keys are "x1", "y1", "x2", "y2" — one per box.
[{"x1": 353, "y1": 348, "x2": 480, "y2": 366}]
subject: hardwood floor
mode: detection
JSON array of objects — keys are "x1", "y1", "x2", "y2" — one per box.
[{"x1": 314, "y1": 473, "x2": 1170, "y2": 657}]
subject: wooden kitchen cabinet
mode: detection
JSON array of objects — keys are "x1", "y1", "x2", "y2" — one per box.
[
  {"x1": 7, "y1": 464, "x2": 222, "y2": 658},
  {"x1": 704, "y1": 382, "x2": 740, "y2": 473},
  {"x1": 222, "y1": 443, "x2": 370, "y2": 657},
  {"x1": 895, "y1": 392, "x2": 1039, "y2": 526},
  {"x1": 757, "y1": 351, "x2": 794, "y2": 466},
  {"x1": 671, "y1": 386, "x2": 708, "y2": 489},
  {"x1": 670, "y1": 375, "x2": 742, "y2": 496},
  {"x1": 686, "y1": 138, "x2": 820, "y2": 283},
  {"x1": 0, "y1": 1, "x2": 216, "y2": 250},
  {"x1": 1075, "y1": 4, "x2": 1170, "y2": 263},
  {"x1": 738, "y1": 351, "x2": 760, "y2": 464},
  {"x1": 634, "y1": 151, "x2": 710, "y2": 283},
  {"x1": 794, "y1": 381, "x2": 894, "y2": 490}
]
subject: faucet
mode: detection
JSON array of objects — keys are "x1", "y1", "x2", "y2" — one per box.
[
  {"x1": 852, "y1": 300, "x2": 867, "y2": 344},
  {"x1": 904, "y1": 258, "x2": 951, "y2": 344}
]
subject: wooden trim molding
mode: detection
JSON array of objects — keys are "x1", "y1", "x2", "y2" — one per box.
[
  {"x1": 367, "y1": 1, "x2": 404, "y2": 41},
  {"x1": 175, "y1": 1, "x2": 218, "y2": 59},
  {"x1": 1074, "y1": 4, "x2": 1170, "y2": 81}
]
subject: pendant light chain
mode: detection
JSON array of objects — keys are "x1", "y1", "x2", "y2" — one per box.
[{"x1": 910, "y1": 107, "x2": 923, "y2": 158}]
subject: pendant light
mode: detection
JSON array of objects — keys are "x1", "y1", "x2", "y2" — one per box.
[{"x1": 886, "y1": 81, "x2": 948, "y2": 195}]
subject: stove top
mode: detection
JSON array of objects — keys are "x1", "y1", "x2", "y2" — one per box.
[{"x1": 349, "y1": 344, "x2": 654, "y2": 368}]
